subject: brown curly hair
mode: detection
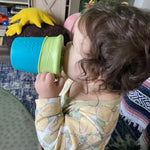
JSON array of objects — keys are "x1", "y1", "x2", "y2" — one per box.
[{"x1": 78, "y1": 1, "x2": 150, "y2": 94}]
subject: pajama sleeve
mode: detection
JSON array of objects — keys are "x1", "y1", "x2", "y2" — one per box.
[
  {"x1": 35, "y1": 97, "x2": 120, "y2": 150},
  {"x1": 35, "y1": 98, "x2": 64, "y2": 150}
]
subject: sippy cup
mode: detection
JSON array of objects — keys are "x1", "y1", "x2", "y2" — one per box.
[{"x1": 11, "y1": 35, "x2": 64, "y2": 76}]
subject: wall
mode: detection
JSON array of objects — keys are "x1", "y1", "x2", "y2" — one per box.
[{"x1": 134, "y1": 0, "x2": 150, "y2": 9}]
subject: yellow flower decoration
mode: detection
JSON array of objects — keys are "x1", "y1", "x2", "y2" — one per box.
[
  {"x1": 121, "y1": 2, "x2": 129, "y2": 5},
  {"x1": 86, "y1": 0, "x2": 94, "y2": 7},
  {"x1": 89, "y1": 0, "x2": 94, "y2": 5},
  {"x1": 86, "y1": 0, "x2": 129, "y2": 8}
]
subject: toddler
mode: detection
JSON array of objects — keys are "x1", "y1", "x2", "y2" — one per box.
[{"x1": 34, "y1": 1, "x2": 150, "y2": 150}]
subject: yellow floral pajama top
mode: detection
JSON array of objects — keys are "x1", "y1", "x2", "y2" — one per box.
[{"x1": 35, "y1": 79, "x2": 121, "y2": 150}]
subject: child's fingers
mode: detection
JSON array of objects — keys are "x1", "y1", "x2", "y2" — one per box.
[
  {"x1": 45, "y1": 73, "x2": 55, "y2": 83},
  {"x1": 36, "y1": 73, "x2": 46, "y2": 81},
  {"x1": 40, "y1": 72, "x2": 47, "y2": 81},
  {"x1": 36, "y1": 73, "x2": 41, "y2": 81}
]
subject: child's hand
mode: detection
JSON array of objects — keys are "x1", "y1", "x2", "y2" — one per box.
[{"x1": 35, "y1": 73, "x2": 66, "y2": 99}]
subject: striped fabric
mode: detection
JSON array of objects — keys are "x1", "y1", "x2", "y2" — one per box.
[{"x1": 120, "y1": 78, "x2": 150, "y2": 148}]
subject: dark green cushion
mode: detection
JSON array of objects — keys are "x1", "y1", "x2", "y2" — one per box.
[{"x1": 0, "y1": 87, "x2": 41, "y2": 150}]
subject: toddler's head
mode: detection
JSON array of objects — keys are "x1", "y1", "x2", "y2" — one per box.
[{"x1": 77, "y1": 1, "x2": 150, "y2": 94}]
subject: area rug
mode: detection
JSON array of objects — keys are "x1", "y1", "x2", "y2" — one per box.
[{"x1": 0, "y1": 62, "x2": 37, "y2": 119}]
